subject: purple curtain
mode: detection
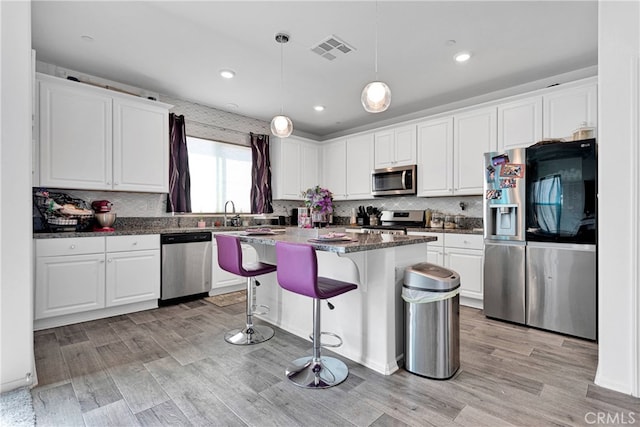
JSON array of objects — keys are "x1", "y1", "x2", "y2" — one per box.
[
  {"x1": 250, "y1": 132, "x2": 273, "y2": 214},
  {"x1": 167, "y1": 113, "x2": 192, "y2": 212}
]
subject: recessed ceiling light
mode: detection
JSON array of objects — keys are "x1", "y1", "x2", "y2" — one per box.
[
  {"x1": 454, "y1": 51, "x2": 472, "y2": 63},
  {"x1": 80, "y1": 35, "x2": 94, "y2": 42},
  {"x1": 313, "y1": 105, "x2": 325, "y2": 112},
  {"x1": 225, "y1": 103, "x2": 239, "y2": 110},
  {"x1": 445, "y1": 39, "x2": 457, "y2": 46},
  {"x1": 219, "y1": 69, "x2": 236, "y2": 79}
]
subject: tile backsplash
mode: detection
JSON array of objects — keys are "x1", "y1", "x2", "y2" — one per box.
[{"x1": 37, "y1": 188, "x2": 483, "y2": 223}]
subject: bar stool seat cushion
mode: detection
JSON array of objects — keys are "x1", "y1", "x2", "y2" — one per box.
[
  {"x1": 216, "y1": 234, "x2": 276, "y2": 277},
  {"x1": 242, "y1": 261, "x2": 277, "y2": 276},
  {"x1": 317, "y1": 277, "x2": 358, "y2": 299}
]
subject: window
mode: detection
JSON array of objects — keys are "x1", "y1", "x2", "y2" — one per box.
[{"x1": 186, "y1": 136, "x2": 251, "y2": 213}]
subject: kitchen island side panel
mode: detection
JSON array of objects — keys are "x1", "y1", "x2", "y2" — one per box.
[{"x1": 251, "y1": 242, "x2": 429, "y2": 375}]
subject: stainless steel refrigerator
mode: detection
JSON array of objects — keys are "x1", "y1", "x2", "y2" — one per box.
[{"x1": 483, "y1": 140, "x2": 597, "y2": 340}]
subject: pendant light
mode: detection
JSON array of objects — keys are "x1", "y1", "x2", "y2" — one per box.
[
  {"x1": 271, "y1": 33, "x2": 293, "y2": 138},
  {"x1": 361, "y1": 1, "x2": 391, "y2": 113}
]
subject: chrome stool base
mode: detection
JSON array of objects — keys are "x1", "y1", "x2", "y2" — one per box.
[
  {"x1": 285, "y1": 356, "x2": 348, "y2": 389},
  {"x1": 224, "y1": 324, "x2": 274, "y2": 345}
]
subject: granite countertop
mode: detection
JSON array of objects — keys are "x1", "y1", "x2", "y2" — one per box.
[
  {"x1": 343, "y1": 226, "x2": 483, "y2": 235},
  {"x1": 234, "y1": 230, "x2": 437, "y2": 254},
  {"x1": 33, "y1": 225, "x2": 482, "y2": 239},
  {"x1": 32, "y1": 226, "x2": 283, "y2": 239}
]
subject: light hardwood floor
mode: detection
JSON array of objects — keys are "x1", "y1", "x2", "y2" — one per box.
[{"x1": 32, "y1": 300, "x2": 638, "y2": 426}]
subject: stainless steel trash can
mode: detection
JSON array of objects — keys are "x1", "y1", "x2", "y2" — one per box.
[{"x1": 403, "y1": 262, "x2": 460, "y2": 379}]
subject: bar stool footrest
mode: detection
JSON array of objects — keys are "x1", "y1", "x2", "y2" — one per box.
[
  {"x1": 251, "y1": 304, "x2": 270, "y2": 316},
  {"x1": 308, "y1": 331, "x2": 343, "y2": 348}
]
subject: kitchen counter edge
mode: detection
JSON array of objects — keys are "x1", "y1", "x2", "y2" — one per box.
[{"x1": 33, "y1": 226, "x2": 482, "y2": 239}]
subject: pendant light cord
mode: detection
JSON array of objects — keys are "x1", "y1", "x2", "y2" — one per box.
[
  {"x1": 374, "y1": 0, "x2": 379, "y2": 78},
  {"x1": 280, "y1": 38, "x2": 284, "y2": 115}
]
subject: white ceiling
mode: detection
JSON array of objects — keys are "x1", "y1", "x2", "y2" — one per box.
[{"x1": 31, "y1": 1, "x2": 598, "y2": 139}]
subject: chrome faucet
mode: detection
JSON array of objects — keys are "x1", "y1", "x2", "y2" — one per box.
[{"x1": 224, "y1": 200, "x2": 236, "y2": 227}]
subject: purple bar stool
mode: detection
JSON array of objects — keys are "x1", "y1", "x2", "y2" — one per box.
[
  {"x1": 215, "y1": 234, "x2": 277, "y2": 345},
  {"x1": 275, "y1": 241, "x2": 358, "y2": 388}
]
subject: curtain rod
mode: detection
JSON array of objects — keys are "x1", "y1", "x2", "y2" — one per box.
[{"x1": 184, "y1": 118, "x2": 249, "y2": 136}]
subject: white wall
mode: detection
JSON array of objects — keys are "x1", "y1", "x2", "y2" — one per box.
[
  {"x1": 0, "y1": 1, "x2": 34, "y2": 392},
  {"x1": 596, "y1": 0, "x2": 640, "y2": 397}
]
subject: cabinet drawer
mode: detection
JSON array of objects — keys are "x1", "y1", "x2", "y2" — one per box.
[
  {"x1": 106, "y1": 234, "x2": 159, "y2": 252},
  {"x1": 36, "y1": 237, "x2": 105, "y2": 257},
  {"x1": 444, "y1": 233, "x2": 483, "y2": 250}
]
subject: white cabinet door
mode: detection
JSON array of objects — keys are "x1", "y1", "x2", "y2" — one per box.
[
  {"x1": 543, "y1": 82, "x2": 597, "y2": 140},
  {"x1": 416, "y1": 117, "x2": 454, "y2": 196},
  {"x1": 394, "y1": 125, "x2": 417, "y2": 166},
  {"x1": 275, "y1": 138, "x2": 302, "y2": 199},
  {"x1": 345, "y1": 134, "x2": 374, "y2": 199},
  {"x1": 374, "y1": 125, "x2": 416, "y2": 168},
  {"x1": 301, "y1": 142, "x2": 320, "y2": 194},
  {"x1": 113, "y1": 98, "x2": 169, "y2": 193},
  {"x1": 322, "y1": 139, "x2": 347, "y2": 200},
  {"x1": 35, "y1": 253, "x2": 106, "y2": 319},
  {"x1": 444, "y1": 247, "x2": 484, "y2": 302},
  {"x1": 105, "y1": 249, "x2": 160, "y2": 307},
  {"x1": 373, "y1": 130, "x2": 394, "y2": 168},
  {"x1": 408, "y1": 231, "x2": 444, "y2": 265},
  {"x1": 271, "y1": 137, "x2": 320, "y2": 200},
  {"x1": 454, "y1": 107, "x2": 497, "y2": 195},
  {"x1": 39, "y1": 78, "x2": 113, "y2": 190},
  {"x1": 497, "y1": 96, "x2": 542, "y2": 150}
]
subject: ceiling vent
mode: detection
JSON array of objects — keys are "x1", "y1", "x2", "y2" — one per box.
[{"x1": 311, "y1": 35, "x2": 356, "y2": 61}]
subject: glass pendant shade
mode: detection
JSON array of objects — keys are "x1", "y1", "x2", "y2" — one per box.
[
  {"x1": 270, "y1": 114, "x2": 293, "y2": 138},
  {"x1": 361, "y1": 81, "x2": 391, "y2": 113},
  {"x1": 271, "y1": 32, "x2": 293, "y2": 138}
]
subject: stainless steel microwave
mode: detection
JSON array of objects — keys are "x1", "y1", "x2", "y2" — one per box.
[{"x1": 371, "y1": 165, "x2": 417, "y2": 196}]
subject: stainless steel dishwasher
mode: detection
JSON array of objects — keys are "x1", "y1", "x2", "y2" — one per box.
[{"x1": 160, "y1": 232, "x2": 212, "y2": 303}]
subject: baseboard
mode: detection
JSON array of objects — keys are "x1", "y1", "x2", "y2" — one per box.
[{"x1": 33, "y1": 300, "x2": 158, "y2": 330}]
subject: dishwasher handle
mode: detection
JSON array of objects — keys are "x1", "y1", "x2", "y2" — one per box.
[{"x1": 161, "y1": 232, "x2": 212, "y2": 244}]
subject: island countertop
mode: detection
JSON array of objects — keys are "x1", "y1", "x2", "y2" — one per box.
[{"x1": 232, "y1": 230, "x2": 437, "y2": 254}]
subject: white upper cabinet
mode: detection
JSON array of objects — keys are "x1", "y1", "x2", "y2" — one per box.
[
  {"x1": 39, "y1": 77, "x2": 113, "y2": 190},
  {"x1": 454, "y1": 107, "x2": 497, "y2": 195},
  {"x1": 543, "y1": 80, "x2": 597, "y2": 140},
  {"x1": 271, "y1": 136, "x2": 320, "y2": 200},
  {"x1": 374, "y1": 124, "x2": 416, "y2": 168},
  {"x1": 345, "y1": 133, "x2": 374, "y2": 199},
  {"x1": 497, "y1": 96, "x2": 543, "y2": 150},
  {"x1": 37, "y1": 73, "x2": 171, "y2": 193},
  {"x1": 301, "y1": 141, "x2": 320, "y2": 194},
  {"x1": 321, "y1": 133, "x2": 374, "y2": 201},
  {"x1": 321, "y1": 139, "x2": 347, "y2": 200},
  {"x1": 417, "y1": 117, "x2": 454, "y2": 197},
  {"x1": 113, "y1": 98, "x2": 169, "y2": 192}
]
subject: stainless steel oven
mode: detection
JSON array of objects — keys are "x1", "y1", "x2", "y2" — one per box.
[
  {"x1": 371, "y1": 165, "x2": 417, "y2": 196},
  {"x1": 361, "y1": 210, "x2": 425, "y2": 235}
]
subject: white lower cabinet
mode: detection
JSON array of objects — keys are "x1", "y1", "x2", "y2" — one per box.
[
  {"x1": 407, "y1": 232, "x2": 484, "y2": 308},
  {"x1": 408, "y1": 231, "x2": 444, "y2": 265},
  {"x1": 35, "y1": 252, "x2": 106, "y2": 319},
  {"x1": 35, "y1": 235, "x2": 160, "y2": 324},
  {"x1": 443, "y1": 234, "x2": 484, "y2": 307},
  {"x1": 105, "y1": 235, "x2": 160, "y2": 307}
]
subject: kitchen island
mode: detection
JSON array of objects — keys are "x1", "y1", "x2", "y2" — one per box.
[{"x1": 234, "y1": 229, "x2": 436, "y2": 375}]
